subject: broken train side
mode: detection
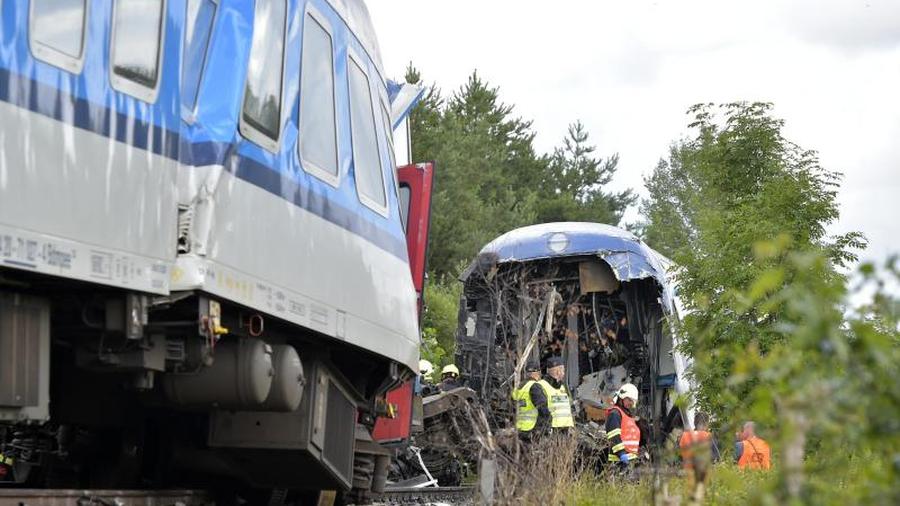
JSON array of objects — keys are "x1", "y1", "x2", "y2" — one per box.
[{"x1": 455, "y1": 222, "x2": 697, "y2": 460}]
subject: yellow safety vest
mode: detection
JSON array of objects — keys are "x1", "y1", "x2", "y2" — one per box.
[
  {"x1": 539, "y1": 379, "x2": 575, "y2": 428},
  {"x1": 513, "y1": 380, "x2": 539, "y2": 432}
]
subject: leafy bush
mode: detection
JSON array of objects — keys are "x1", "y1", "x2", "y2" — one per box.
[{"x1": 420, "y1": 276, "x2": 462, "y2": 371}]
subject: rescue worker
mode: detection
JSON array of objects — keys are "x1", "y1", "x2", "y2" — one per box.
[
  {"x1": 537, "y1": 356, "x2": 575, "y2": 432},
  {"x1": 735, "y1": 421, "x2": 771, "y2": 470},
  {"x1": 438, "y1": 364, "x2": 461, "y2": 391},
  {"x1": 679, "y1": 412, "x2": 716, "y2": 469},
  {"x1": 512, "y1": 362, "x2": 543, "y2": 439},
  {"x1": 416, "y1": 359, "x2": 435, "y2": 396},
  {"x1": 680, "y1": 412, "x2": 716, "y2": 498},
  {"x1": 418, "y1": 359, "x2": 434, "y2": 383},
  {"x1": 606, "y1": 383, "x2": 641, "y2": 467}
]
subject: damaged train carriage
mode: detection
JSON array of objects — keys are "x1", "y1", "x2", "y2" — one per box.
[{"x1": 456, "y1": 223, "x2": 695, "y2": 454}]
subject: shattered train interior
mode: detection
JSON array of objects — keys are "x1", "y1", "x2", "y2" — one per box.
[{"x1": 456, "y1": 247, "x2": 679, "y2": 449}]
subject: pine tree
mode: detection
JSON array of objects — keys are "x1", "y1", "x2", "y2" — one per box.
[
  {"x1": 408, "y1": 70, "x2": 542, "y2": 277},
  {"x1": 536, "y1": 121, "x2": 635, "y2": 225}
]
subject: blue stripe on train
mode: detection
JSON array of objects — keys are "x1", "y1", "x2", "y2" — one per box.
[{"x1": 0, "y1": 66, "x2": 407, "y2": 260}]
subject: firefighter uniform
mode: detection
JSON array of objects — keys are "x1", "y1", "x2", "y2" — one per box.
[{"x1": 606, "y1": 405, "x2": 640, "y2": 463}]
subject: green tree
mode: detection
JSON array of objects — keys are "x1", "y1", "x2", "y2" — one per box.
[
  {"x1": 639, "y1": 102, "x2": 898, "y2": 503},
  {"x1": 405, "y1": 64, "x2": 443, "y2": 163},
  {"x1": 719, "y1": 244, "x2": 897, "y2": 503},
  {"x1": 407, "y1": 69, "x2": 543, "y2": 277},
  {"x1": 638, "y1": 152, "x2": 696, "y2": 259},
  {"x1": 403, "y1": 68, "x2": 638, "y2": 378},
  {"x1": 640, "y1": 102, "x2": 865, "y2": 417},
  {"x1": 536, "y1": 121, "x2": 635, "y2": 225},
  {"x1": 420, "y1": 276, "x2": 462, "y2": 369}
]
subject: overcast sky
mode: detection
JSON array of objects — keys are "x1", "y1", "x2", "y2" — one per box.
[{"x1": 367, "y1": 0, "x2": 899, "y2": 266}]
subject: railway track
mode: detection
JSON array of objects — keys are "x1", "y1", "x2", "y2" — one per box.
[
  {"x1": 0, "y1": 489, "x2": 213, "y2": 506},
  {"x1": 0, "y1": 487, "x2": 475, "y2": 506},
  {"x1": 375, "y1": 486, "x2": 474, "y2": 505}
]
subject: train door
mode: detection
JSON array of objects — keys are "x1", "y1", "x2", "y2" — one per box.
[{"x1": 372, "y1": 162, "x2": 434, "y2": 442}]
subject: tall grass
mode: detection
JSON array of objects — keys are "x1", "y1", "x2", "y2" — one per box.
[
  {"x1": 568, "y1": 464, "x2": 776, "y2": 506},
  {"x1": 484, "y1": 434, "x2": 588, "y2": 505},
  {"x1": 565, "y1": 454, "x2": 893, "y2": 505}
]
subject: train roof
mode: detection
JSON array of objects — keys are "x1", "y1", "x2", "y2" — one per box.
[
  {"x1": 461, "y1": 222, "x2": 672, "y2": 291},
  {"x1": 329, "y1": 0, "x2": 384, "y2": 79}
]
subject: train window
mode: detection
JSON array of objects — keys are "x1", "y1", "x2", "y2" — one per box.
[
  {"x1": 182, "y1": 0, "x2": 217, "y2": 114},
  {"x1": 29, "y1": 0, "x2": 88, "y2": 73},
  {"x1": 298, "y1": 9, "x2": 339, "y2": 184},
  {"x1": 380, "y1": 101, "x2": 400, "y2": 207},
  {"x1": 240, "y1": 0, "x2": 287, "y2": 151},
  {"x1": 399, "y1": 183, "x2": 411, "y2": 232},
  {"x1": 110, "y1": 0, "x2": 166, "y2": 102},
  {"x1": 348, "y1": 54, "x2": 387, "y2": 213}
]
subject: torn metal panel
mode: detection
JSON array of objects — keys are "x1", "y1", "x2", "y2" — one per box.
[
  {"x1": 579, "y1": 260, "x2": 620, "y2": 295},
  {"x1": 460, "y1": 222, "x2": 675, "y2": 311}
]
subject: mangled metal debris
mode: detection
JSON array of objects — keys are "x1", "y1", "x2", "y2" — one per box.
[
  {"x1": 389, "y1": 223, "x2": 698, "y2": 498},
  {"x1": 455, "y1": 222, "x2": 696, "y2": 456},
  {"x1": 389, "y1": 386, "x2": 479, "y2": 487}
]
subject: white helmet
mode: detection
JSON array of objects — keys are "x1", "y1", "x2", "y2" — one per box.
[
  {"x1": 419, "y1": 359, "x2": 434, "y2": 377},
  {"x1": 614, "y1": 383, "x2": 639, "y2": 406}
]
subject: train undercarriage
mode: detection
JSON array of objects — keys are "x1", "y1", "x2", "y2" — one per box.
[{"x1": 0, "y1": 269, "x2": 407, "y2": 504}]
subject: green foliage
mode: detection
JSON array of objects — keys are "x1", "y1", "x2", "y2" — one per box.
[
  {"x1": 641, "y1": 102, "x2": 896, "y2": 502},
  {"x1": 405, "y1": 66, "x2": 633, "y2": 278},
  {"x1": 727, "y1": 251, "x2": 900, "y2": 503},
  {"x1": 640, "y1": 103, "x2": 866, "y2": 417},
  {"x1": 535, "y1": 121, "x2": 636, "y2": 224},
  {"x1": 419, "y1": 328, "x2": 445, "y2": 379},
  {"x1": 406, "y1": 68, "x2": 541, "y2": 277},
  {"x1": 420, "y1": 276, "x2": 462, "y2": 369}
]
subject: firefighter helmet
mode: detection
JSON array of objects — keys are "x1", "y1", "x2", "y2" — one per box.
[
  {"x1": 615, "y1": 383, "x2": 639, "y2": 406},
  {"x1": 419, "y1": 359, "x2": 434, "y2": 378}
]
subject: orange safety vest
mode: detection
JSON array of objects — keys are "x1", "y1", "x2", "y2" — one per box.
[
  {"x1": 737, "y1": 436, "x2": 771, "y2": 470},
  {"x1": 606, "y1": 406, "x2": 640, "y2": 461},
  {"x1": 679, "y1": 430, "x2": 711, "y2": 469}
]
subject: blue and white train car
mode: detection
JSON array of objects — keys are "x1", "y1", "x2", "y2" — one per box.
[{"x1": 0, "y1": 0, "x2": 431, "y2": 499}]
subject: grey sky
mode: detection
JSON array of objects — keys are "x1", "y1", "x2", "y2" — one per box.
[{"x1": 367, "y1": 0, "x2": 899, "y2": 265}]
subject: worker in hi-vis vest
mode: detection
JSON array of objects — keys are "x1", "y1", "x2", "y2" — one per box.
[
  {"x1": 680, "y1": 412, "x2": 716, "y2": 469},
  {"x1": 513, "y1": 356, "x2": 574, "y2": 437},
  {"x1": 606, "y1": 383, "x2": 641, "y2": 467},
  {"x1": 512, "y1": 361, "x2": 543, "y2": 439},
  {"x1": 538, "y1": 356, "x2": 575, "y2": 432},
  {"x1": 735, "y1": 421, "x2": 771, "y2": 470}
]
